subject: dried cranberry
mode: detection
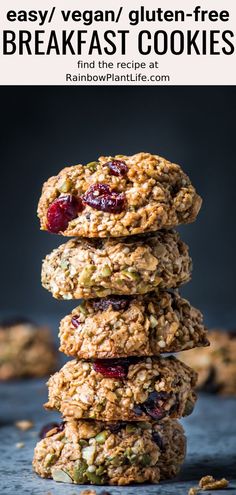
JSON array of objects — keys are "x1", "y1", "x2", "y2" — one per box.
[
  {"x1": 145, "y1": 404, "x2": 166, "y2": 420},
  {"x1": 71, "y1": 316, "x2": 81, "y2": 328},
  {"x1": 152, "y1": 431, "x2": 164, "y2": 451},
  {"x1": 134, "y1": 391, "x2": 173, "y2": 420},
  {"x1": 82, "y1": 184, "x2": 126, "y2": 214},
  {"x1": 144, "y1": 391, "x2": 170, "y2": 420},
  {"x1": 93, "y1": 360, "x2": 127, "y2": 378},
  {"x1": 39, "y1": 421, "x2": 65, "y2": 439},
  {"x1": 104, "y1": 160, "x2": 128, "y2": 177},
  {"x1": 92, "y1": 295, "x2": 131, "y2": 312},
  {"x1": 93, "y1": 357, "x2": 141, "y2": 378},
  {"x1": 47, "y1": 195, "x2": 84, "y2": 233}
]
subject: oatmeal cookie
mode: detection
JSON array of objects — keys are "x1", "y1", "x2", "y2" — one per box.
[
  {"x1": 37, "y1": 152, "x2": 202, "y2": 237},
  {"x1": 0, "y1": 317, "x2": 57, "y2": 380},
  {"x1": 41, "y1": 231, "x2": 191, "y2": 300},
  {"x1": 59, "y1": 291, "x2": 208, "y2": 359},
  {"x1": 179, "y1": 330, "x2": 236, "y2": 395},
  {"x1": 45, "y1": 356, "x2": 197, "y2": 421},
  {"x1": 33, "y1": 419, "x2": 186, "y2": 485}
]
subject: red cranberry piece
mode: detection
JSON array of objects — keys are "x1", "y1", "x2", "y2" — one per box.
[
  {"x1": 134, "y1": 391, "x2": 173, "y2": 420},
  {"x1": 145, "y1": 404, "x2": 166, "y2": 420},
  {"x1": 93, "y1": 359, "x2": 127, "y2": 378},
  {"x1": 104, "y1": 160, "x2": 128, "y2": 177},
  {"x1": 143, "y1": 391, "x2": 171, "y2": 420},
  {"x1": 93, "y1": 357, "x2": 140, "y2": 378},
  {"x1": 47, "y1": 195, "x2": 84, "y2": 233},
  {"x1": 82, "y1": 184, "x2": 126, "y2": 214},
  {"x1": 92, "y1": 296, "x2": 130, "y2": 312},
  {"x1": 71, "y1": 316, "x2": 81, "y2": 328}
]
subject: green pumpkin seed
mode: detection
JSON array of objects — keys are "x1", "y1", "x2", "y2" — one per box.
[
  {"x1": 95, "y1": 430, "x2": 108, "y2": 444},
  {"x1": 77, "y1": 303, "x2": 88, "y2": 316},
  {"x1": 58, "y1": 178, "x2": 72, "y2": 193},
  {"x1": 86, "y1": 161, "x2": 99, "y2": 172},
  {"x1": 60, "y1": 260, "x2": 69, "y2": 270},
  {"x1": 78, "y1": 439, "x2": 88, "y2": 447},
  {"x1": 73, "y1": 460, "x2": 87, "y2": 483},
  {"x1": 149, "y1": 315, "x2": 158, "y2": 328},
  {"x1": 86, "y1": 471, "x2": 103, "y2": 484},
  {"x1": 44, "y1": 453, "x2": 56, "y2": 467},
  {"x1": 100, "y1": 265, "x2": 112, "y2": 277},
  {"x1": 121, "y1": 270, "x2": 140, "y2": 281},
  {"x1": 124, "y1": 447, "x2": 132, "y2": 457},
  {"x1": 140, "y1": 454, "x2": 151, "y2": 466},
  {"x1": 125, "y1": 424, "x2": 137, "y2": 433},
  {"x1": 51, "y1": 468, "x2": 73, "y2": 483},
  {"x1": 96, "y1": 465, "x2": 106, "y2": 475},
  {"x1": 129, "y1": 454, "x2": 138, "y2": 464},
  {"x1": 78, "y1": 265, "x2": 96, "y2": 286}
]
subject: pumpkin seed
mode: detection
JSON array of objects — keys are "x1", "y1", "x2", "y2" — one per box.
[{"x1": 51, "y1": 468, "x2": 73, "y2": 483}]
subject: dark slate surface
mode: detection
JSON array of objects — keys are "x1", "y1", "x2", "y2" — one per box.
[{"x1": 0, "y1": 380, "x2": 235, "y2": 495}]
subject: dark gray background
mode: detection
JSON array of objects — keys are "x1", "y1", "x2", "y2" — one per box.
[{"x1": 0, "y1": 86, "x2": 235, "y2": 329}]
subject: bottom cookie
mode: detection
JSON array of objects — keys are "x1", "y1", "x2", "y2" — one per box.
[{"x1": 33, "y1": 419, "x2": 186, "y2": 485}]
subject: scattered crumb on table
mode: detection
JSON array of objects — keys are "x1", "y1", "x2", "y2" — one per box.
[
  {"x1": 188, "y1": 475, "x2": 229, "y2": 494},
  {"x1": 15, "y1": 420, "x2": 34, "y2": 431}
]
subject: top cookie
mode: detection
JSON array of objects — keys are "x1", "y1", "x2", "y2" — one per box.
[{"x1": 38, "y1": 152, "x2": 202, "y2": 237}]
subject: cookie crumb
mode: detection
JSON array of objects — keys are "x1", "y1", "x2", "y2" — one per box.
[
  {"x1": 189, "y1": 475, "x2": 229, "y2": 494},
  {"x1": 199, "y1": 475, "x2": 229, "y2": 490},
  {"x1": 188, "y1": 488, "x2": 198, "y2": 495},
  {"x1": 16, "y1": 442, "x2": 25, "y2": 448},
  {"x1": 80, "y1": 490, "x2": 97, "y2": 495},
  {"x1": 15, "y1": 420, "x2": 34, "y2": 431}
]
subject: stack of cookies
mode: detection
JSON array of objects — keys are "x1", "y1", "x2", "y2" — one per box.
[{"x1": 33, "y1": 152, "x2": 208, "y2": 486}]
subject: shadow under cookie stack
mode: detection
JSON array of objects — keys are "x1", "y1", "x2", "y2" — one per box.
[{"x1": 33, "y1": 152, "x2": 208, "y2": 486}]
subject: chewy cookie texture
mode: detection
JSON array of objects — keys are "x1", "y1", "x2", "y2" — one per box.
[
  {"x1": 45, "y1": 356, "x2": 197, "y2": 421},
  {"x1": 37, "y1": 152, "x2": 202, "y2": 238},
  {"x1": 41, "y1": 230, "x2": 192, "y2": 300},
  {"x1": 179, "y1": 330, "x2": 236, "y2": 395},
  {"x1": 0, "y1": 318, "x2": 57, "y2": 380},
  {"x1": 33, "y1": 419, "x2": 186, "y2": 485},
  {"x1": 59, "y1": 291, "x2": 208, "y2": 359}
]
